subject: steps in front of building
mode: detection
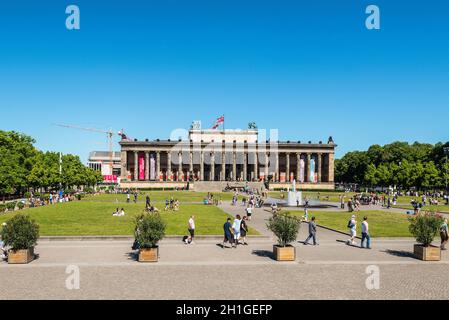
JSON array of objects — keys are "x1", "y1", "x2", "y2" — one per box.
[{"x1": 193, "y1": 181, "x2": 266, "y2": 192}]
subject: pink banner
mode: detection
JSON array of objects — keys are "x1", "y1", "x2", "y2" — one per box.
[{"x1": 139, "y1": 153, "x2": 145, "y2": 180}]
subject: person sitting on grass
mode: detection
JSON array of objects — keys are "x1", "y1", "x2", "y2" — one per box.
[
  {"x1": 112, "y1": 208, "x2": 119, "y2": 216},
  {"x1": 164, "y1": 199, "x2": 170, "y2": 211},
  {"x1": 113, "y1": 208, "x2": 125, "y2": 217}
]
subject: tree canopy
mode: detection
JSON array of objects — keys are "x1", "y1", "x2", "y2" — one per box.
[
  {"x1": 336, "y1": 141, "x2": 449, "y2": 190},
  {"x1": 0, "y1": 130, "x2": 103, "y2": 197}
]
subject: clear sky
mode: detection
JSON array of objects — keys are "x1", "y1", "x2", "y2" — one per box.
[{"x1": 1, "y1": 0, "x2": 448, "y2": 163}]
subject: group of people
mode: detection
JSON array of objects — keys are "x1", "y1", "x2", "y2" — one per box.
[
  {"x1": 165, "y1": 197, "x2": 180, "y2": 211},
  {"x1": 112, "y1": 208, "x2": 126, "y2": 217},
  {"x1": 222, "y1": 215, "x2": 249, "y2": 248}
]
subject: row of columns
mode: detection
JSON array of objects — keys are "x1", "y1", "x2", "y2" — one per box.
[{"x1": 125, "y1": 150, "x2": 333, "y2": 183}]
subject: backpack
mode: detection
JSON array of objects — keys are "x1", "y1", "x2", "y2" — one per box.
[{"x1": 347, "y1": 220, "x2": 353, "y2": 228}]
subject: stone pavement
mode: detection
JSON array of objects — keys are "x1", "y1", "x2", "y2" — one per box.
[
  {"x1": 1, "y1": 231, "x2": 449, "y2": 300},
  {"x1": 1, "y1": 202, "x2": 449, "y2": 300}
]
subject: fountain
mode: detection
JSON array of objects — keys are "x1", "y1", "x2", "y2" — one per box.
[
  {"x1": 265, "y1": 179, "x2": 338, "y2": 209},
  {"x1": 287, "y1": 180, "x2": 302, "y2": 206}
]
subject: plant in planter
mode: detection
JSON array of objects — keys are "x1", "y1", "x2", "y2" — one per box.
[
  {"x1": 409, "y1": 212, "x2": 444, "y2": 261},
  {"x1": 134, "y1": 213, "x2": 166, "y2": 262},
  {"x1": 0, "y1": 214, "x2": 39, "y2": 264},
  {"x1": 267, "y1": 213, "x2": 301, "y2": 261}
]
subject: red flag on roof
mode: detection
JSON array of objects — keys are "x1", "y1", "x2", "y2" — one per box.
[{"x1": 211, "y1": 115, "x2": 225, "y2": 129}]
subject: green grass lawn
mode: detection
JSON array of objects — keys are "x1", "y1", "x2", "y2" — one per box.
[
  {"x1": 286, "y1": 210, "x2": 413, "y2": 237},
  {"x1": 83, "y1": 191, "x2": 236, "y2": 204},
  {"x1": 0, "y1": 202, "x2": 259, "y2": 236}
]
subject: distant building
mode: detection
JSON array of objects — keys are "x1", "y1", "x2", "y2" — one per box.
[
  {"x1": 87, "y1": 151, "x2": 121, "y2": 183},
  {"x1": 118, "y1": 122, "x2": 336, "y2": 191}
]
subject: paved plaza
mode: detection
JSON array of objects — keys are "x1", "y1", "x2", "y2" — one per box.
[{"x1": 1, "y1": 203, "x2": 449, "y2": 300}]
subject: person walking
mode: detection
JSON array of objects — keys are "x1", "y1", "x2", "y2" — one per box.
[
  {"x1": 145, "y1": 195, "x2": 151, "y2": 209},
  {"x1": 303, "y1": 205, "x2": 309, "y2": 222},
  {"x1": 440, "y1": 218, "x2": 448, "y2": 250},
  {"x1": 347, "y1": 215, "x2": 357, "y2": 246},
  {"x1": 232, "y1": 215, "x2": 242, "y2": 248},
  {"x1": 126, "y1": 192, "x2": 131, "y2": 203},
  {"x1": 188, "y1": 216, "x2": 196, "y2": 244},
  {"x1": 240, "y1": 216, "x2": 249, "y2": 245},
  {"x1": 222, "y1": 218, "x2": 234, "y2": 249},
  {"x1": 304, "y1": 216, "x2": 318, "y2": 246},
  {"x1": 361, "y1": 217, "x2": 371, "y2": 249},
  {"x1": 134, "y1": 191, "x2": 138, "y2": 203}
]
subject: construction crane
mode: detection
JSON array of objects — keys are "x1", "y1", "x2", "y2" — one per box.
[{"x1": 54, "y1": 123, "x2": 115, "y2": 177}]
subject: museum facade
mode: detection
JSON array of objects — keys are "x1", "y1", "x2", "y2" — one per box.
[{"x1": 119, "y1": 126, "x2": 336, "y2": 191}]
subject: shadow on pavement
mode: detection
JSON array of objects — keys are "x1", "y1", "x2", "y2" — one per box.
[
  {"x1": 252, "y1": 250, "x2": 275, "y2": 261},
  {"x1": 382, "y1": 249, "x2": 416, "y2": 259}
]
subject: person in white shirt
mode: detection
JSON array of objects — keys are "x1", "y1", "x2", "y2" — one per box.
[
  {"x1": 361, "y1": 216, "x2": 371, "y2": 249},
  {"x1": 188, "y1": 216, "x2": 195, "y2": 244},
  {"x1": 232, "y1": 215, "x2": 242, "y2": 247}
]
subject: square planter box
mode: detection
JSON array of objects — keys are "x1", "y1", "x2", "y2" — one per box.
[
  {"x1": 8, "y1": 247, "x2": 35, "y2": 264},
  {"x1": 414, "y1": 244, "x2": 441, "y2": 261},
  {"x1": 138, "y1": 247, "x2": 159, "y2": 262},
  {"x1": 273, "y1": 245, "x2": 296, "y2": 262}
]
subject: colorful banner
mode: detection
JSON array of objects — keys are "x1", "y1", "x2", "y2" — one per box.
[
  {"x1": 309, "y1": 158, "x2": 316, "y2": 183},
  {"x1": 299, "y1": 159, "x2": 305, "y2": 183},
  {"x1": 139, "y1": 153, "x2": 145, "y2": 180},
  {"x1": 103, "y1": 175, "x2": 118, "y2": 182},
  {"x1": 150, "y1": 155, "x2": 156, "y2": 180}
]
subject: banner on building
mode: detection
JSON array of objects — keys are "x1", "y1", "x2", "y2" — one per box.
[
  {"x1": 139, "y1": 153, "x2": 145, "y2": 180},
  {"x1": 150, "y1": 155, "x2": 156, "y2": 180},
  {"x1": 309, "y1": 158, "x2": 316, "y2": 183},
  {"x1": 299, "y1": 159, "x2": 305, "y2": 183}
]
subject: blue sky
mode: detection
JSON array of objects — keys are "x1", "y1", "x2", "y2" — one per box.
[{"x1": 1, "y1": 0, "x2": 448, "y2": 162}]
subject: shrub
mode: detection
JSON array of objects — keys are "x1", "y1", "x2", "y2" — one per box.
[
  {"x1": 84, "y1": 187, "x2": 94, "y2": 194},
  {"x1": 134, "y1": 213, "x2": 166, "y2": 249},
  {"x1": 6, "y1": 201, "x2": 17, "y2": 211},
  {"x1": 0, "y1": 204, "x2": 6, "y2": 213},
  {"x1": 409, "y1": 212, "x2": 444, "y2": 247},
  {"x1": 267, "y1": 213, "x2": 302, "y2": 247},
  {"x1": 17, "y1": 202, "x2": 25, "y2": 210},
  {"x1": 24, "y1": 192, "x2": 31, "y2": 199},
  {"x1": 0, "y1": 214, "x2": 40, "y2": 250}
]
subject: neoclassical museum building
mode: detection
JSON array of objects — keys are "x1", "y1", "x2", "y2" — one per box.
[{"x1": 119, "y1": 125, "x2": 336, "y2": 191}]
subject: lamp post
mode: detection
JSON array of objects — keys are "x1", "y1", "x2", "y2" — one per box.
[{"x1": 444, "y1": 147, "x2": 449, "y2": 205}]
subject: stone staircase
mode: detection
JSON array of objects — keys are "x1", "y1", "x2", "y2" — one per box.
[{"x1": 193, "y1": 181, "x2": 266, "y2": 192}]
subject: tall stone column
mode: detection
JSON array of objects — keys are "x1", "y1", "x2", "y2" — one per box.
[
  {"x1": 134, "y1": 151, "x2": 139, "y2": 181},
  {"x1": 306, "y1": 153, "x2": 311, "y2": 183},
  {"x1": 145, "y1": 152, "x2": 150, "y2": 181},
  {"x1": 317, "y1": 153, "x2": 322, "y2": 183},
  {"x1": 232, "y1": 152, "x2": 237, "y2": 181},
  {"x1": 328, "y1": 153, "x2": 335, "y2": 183},
  {"x1": 275, "y1": 152, "x2": 279, "y2": 182},
  {"x1": 120, "y1": 151, "x2": 128, "y2": 180},
  {"x1": 243, "y1": 152, "x2": 247, "y2": 181},
  {"x1": 200, "y1": 150, "x2": 204, "y2": 181},
  {"x1": 211, "y1": 152, "x2": 215, "y2": 181},
  {"x1": 167, "y1": 151, "x2": 172, "y2": 181},
  {"x1": 286, "y1": 153, "x2": 290, "y2": 182},
  {"x1": 254, "y1": 152, "x2": 258, "y2": 181},
  {"x1": 178, "y1": 152, "x2": 183, "y2": 181},
  {"x1": 264, "y1": 152, "x2": 269, "y2": 180},
  {"x1": 296, "y1": 153, "x2": 301, "y2": 182},
  {"x1": 189, "y1": 151, "x2": 193, "y2": 174},
  {"x1": 221, "y1": 151, "x2": 226, "y2": 181},
  {"x1": 156, "y1": 151, "x2": 161, "y2": 181}
]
